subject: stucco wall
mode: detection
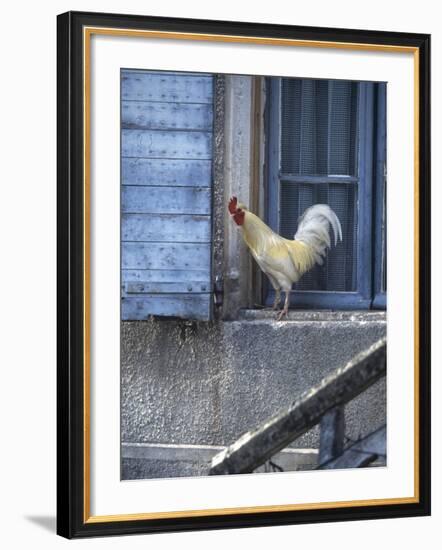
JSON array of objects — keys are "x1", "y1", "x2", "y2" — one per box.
[{"x1": 121, "y1": 311, "x2": 386, "y2": 478}]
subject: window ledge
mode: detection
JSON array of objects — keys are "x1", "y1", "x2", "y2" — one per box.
[{"x1": 237, "y1": 309, "x2": 386, "y2": 323}]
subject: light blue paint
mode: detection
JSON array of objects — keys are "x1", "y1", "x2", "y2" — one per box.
[
  {"x1": 122, "y1": 186, "x2": 211, "y2": 215},
  {"x1": 122, "y1": 100, "x2": 213, "y2": 131},
  {"x1": 125, "y1": 281, "x2": 210, "y2": 294},
  {"x1": 122, "y1": 294, "x2": 211, "y2": 321},
  {"x1": 122, "y1": 129, "x2": 212, "y2": 159},
  {"x1": 122, "y1": 268, "x2": 210, "y2": 283},
  {"x1": 122, "y1": 243, "x2": 211, "y2": 270},
  {"x1": 122, "y1": 213, "x2": 211, "y2": 243},
  {"x1": 122, "y1": 158, "x2": 212, "y2": 187},
  {"x1": 121, "y1": 71, "x2": 213, "y2": 103},
  {"x1": 121, "y1": 70, "x2": 215, "y2": 321}
]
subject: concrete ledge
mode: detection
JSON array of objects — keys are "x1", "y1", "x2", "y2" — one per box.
[
  {"x1": 121, "y1": 442, "x2": 318, "y2": 479},
  {"x1": 237, "y1": 309, "x2": 386, "y2": 323}
]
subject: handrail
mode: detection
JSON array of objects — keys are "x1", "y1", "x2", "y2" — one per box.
[
  {"x1": 209, "y1": 338, "x2": 386, "y2": 475},
  {"x1": 317, "y1": 425, "x2": 386, "y2": 470}
]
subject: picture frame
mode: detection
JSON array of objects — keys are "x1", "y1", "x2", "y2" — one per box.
[{"x1": 57, "y1": 10, "x2": 431, "y2": 539}]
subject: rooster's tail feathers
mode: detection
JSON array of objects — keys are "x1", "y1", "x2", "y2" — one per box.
[{"x1": 294, "y1": 204, "x2": 342, "y2": 264}]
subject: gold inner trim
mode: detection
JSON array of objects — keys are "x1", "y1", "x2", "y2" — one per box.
[
  {"x1": 82, "y1": 26, "x2": 421, "y2": 524},
  {"x1": 85, "y1": 496, "x2": 419, "y2": 524}
]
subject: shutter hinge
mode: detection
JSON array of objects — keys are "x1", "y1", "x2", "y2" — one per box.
[{"x1": 214, "y1": 275, "x2": 223, "y2": 307}]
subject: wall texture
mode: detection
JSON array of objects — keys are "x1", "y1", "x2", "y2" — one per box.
[{"x1": 121, "y1": 311, "x2": 386, "y2": 478}]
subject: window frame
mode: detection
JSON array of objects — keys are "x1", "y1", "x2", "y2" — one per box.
[
  {"x1": 265, "y1": 77, "x2": 386, "y2": 310},
  {"x1": 372, "y1": 82, "x2": 387, "y2": 310}
]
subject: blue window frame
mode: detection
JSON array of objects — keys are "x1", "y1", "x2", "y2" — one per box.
[{"x1": 266, "y1": 78, "x2": 386, "y2": 310}]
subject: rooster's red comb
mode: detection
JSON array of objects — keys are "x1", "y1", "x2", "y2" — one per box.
[{"x1": 228, "y1": 196, "x2": 238, "y2": 215}]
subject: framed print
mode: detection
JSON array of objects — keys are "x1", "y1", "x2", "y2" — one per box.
[{"x1": 57, "y1": 11, "x2": 431, "y2": 538}]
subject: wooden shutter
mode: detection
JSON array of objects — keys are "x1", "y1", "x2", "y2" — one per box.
[{"x1": 121, "y1": 70, "x2": 214, "y2": 321}]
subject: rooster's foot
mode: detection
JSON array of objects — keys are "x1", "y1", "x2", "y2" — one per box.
[
  {"x1": 272, "y1": 292, "x2": 282, "y2": 310},
  {"x1": 276, "y1": 308, "x2": 288, "y2": 321}
]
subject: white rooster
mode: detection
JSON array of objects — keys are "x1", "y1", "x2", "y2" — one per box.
[{"x1": 228, "y1": 196, "x2": 342, "y2": 319}]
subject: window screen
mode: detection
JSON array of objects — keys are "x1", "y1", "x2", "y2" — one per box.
[{"x1": 279, "y1": 79, "x2": 359, "y2": 292}]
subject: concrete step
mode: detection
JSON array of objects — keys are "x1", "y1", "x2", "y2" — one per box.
[{"x1": 121, "y1": 442, "x2": 318, "y2": 480}]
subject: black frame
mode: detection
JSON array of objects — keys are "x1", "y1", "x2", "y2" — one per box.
[{"x1": 57, "y1": 11, "x2": 431, "y2": 538}]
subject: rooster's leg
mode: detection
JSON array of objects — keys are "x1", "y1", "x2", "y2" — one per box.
[
  {"x1": 276, "y1": 291, "x2": 290, "y2": 321},
  {"x1": 272, "y1": 289, "x2": 281, "y2": 310}
]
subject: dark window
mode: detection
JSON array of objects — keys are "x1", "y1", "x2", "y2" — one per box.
[{"x1": 266, "y1": 77, "x2": 386, "y2": 309}]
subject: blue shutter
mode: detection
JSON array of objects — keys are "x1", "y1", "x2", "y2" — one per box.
[{"x1": 121, "y1": 70, "x2": 214, "y2": 321}]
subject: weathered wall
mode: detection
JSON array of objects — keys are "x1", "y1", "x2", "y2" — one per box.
[
  {"x1": 221, "y1": 75, "x2": 256, "y2": 318},
  {"x1": 121, "y1": 311, "x2": 386, "y2": 477}
]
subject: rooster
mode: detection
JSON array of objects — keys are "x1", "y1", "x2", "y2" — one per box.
[{"x1": 228, "y1": 196, "x2": 342, "y2": 320}]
